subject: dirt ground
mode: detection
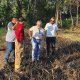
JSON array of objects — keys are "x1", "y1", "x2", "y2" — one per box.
[
  {"x1": 0, "y1": 35, "x2": 6, "y2": 70},
  {"x1": 0, "y1": 32, "x2": 80, "y2": 80},
  {"x1": 0, "y1": 51, "x2": 6, "y2": 69}
]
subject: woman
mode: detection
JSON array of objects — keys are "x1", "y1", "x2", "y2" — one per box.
[{"x1": 15, "y1": 17, "x2": 24, "y2": 72}]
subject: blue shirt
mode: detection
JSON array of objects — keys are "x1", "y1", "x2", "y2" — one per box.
[{"x1": 45, "y1": 23, "x2": 58, "y2": 37}]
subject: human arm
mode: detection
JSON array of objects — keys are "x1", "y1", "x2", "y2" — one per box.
[
  {"x1": 28, "y1": 27, "x2": 33, "y2": 40},
  {"x1": 8, "y1": 22, "x2": 18, "y2": 30},
  {"x1": 12, "y1": 21, "x2": 18, "y2": 30},
  {"x1": 55, "y1": 25, "x2": 58, "y2": 37},
  {"x1": 44, "y1": 23, "x2": 48, "y2": 39}
]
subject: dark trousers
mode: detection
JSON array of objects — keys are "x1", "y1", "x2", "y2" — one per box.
[{"x1": 46, "y1": 37, "x2": 56, "y2": 57}]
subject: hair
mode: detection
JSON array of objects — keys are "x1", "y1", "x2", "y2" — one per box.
[
  {"x1": 36, "y1": 20, "x2": 42, "y2": 24},
  {"x1": 50, "y1": 17, "x2": 55, "y2": 22},
  {"x1": 19, "y1": 17, "x2": 24, "y2": 22},
  {"x1": 11, "y1": 18, "x2": 18, "y2": 23},
  {"x1": 12, "y1": 17, "x2": 17, "y2": 21}
]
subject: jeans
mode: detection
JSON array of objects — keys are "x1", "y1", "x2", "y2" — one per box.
[
  {"x1": 31, "y1": 38, "x2": 42, "y2": 61},
  {"x1": 5, "y1": 42, "x2": 15, "y2": 60}
]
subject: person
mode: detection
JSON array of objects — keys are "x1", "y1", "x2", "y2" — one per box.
[
  {"x1": 44, "y1": 17, "x2": 58, "y2": 57},
  {"x1": 29, "y1": 20, "x2": 44, "y2": 63},
  {"x1": 5, "y1": 18, "x2": 17, "y2": 64},
  {"x1": 15, "y1": 17, "x2": 24, "y2": 72}
]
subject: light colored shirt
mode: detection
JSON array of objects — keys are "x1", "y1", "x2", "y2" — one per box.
[
  {"x1": 29, "y1": 26, "x2": 44, "y2": 39},
  {"x1": 45, "y1": 23, "x2": 58, "y2": 37},
  {"x1": 6, "y1": 22, "x2": 15, "y2": 42}
]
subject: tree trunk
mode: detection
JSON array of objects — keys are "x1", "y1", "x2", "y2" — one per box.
[
  {"x1": 76, "y1": 0, "x2": 79, "y2": 26},
  {"x1": 55, "y1": 8, "x2": 59, "y2": 24},
  {"x1": 70, "y1": 5, "x2": 74, "y2": 27},
  {"x1": 60, "y1": 10, "x2": 62, "y2": 28}
]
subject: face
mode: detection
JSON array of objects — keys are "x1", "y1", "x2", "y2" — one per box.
[
  {"x1": 36, "y1": 21, "x2": 42, "y2": 29},
  {"x1": 50, "y1": 18, "x2": 55, "y2": 24},
  {"x1": 19, "y1": 20, "x2": 24, "y2": 24},
  {"x1": 12, "y1": 18, "x2": 17, "y2": 24}
]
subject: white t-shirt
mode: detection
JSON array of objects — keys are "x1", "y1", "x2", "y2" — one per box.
[
  {"x1": 45, "y1": 23, "x2": 58, "y2": 37},
  {"x1": 6, "y1": 22, "x2": 15, "y2": 42},
  {"x1": 29, "y1": 26, "x2": 44, "y2": 39}
]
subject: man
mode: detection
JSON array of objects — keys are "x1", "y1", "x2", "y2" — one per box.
[
  {"x1": 29, "y1": 20, "x2": 44, "y2": 63},
  {"x1": 15, "y1": 17, "x2": 24, "y2": 72},
  {"x1": 5, "y1": 18, "x2": 17, "y2": 63},
  {"x1": 44, "y1": 17, "x2": 58, "y2": 57}
]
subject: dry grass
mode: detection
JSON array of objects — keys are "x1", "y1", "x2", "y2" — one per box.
[
  {"x1": 59, "y1": 29, "x2": 80, "y2": 42},
  {"x1": 0, "y1": 30, "x2": 80, "y2": 80}
]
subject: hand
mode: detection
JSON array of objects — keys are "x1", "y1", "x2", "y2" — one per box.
[
  {"x1": 30, "y1": 37, "x2": 32, "y2": 40},
  {"x1": 12, "y1": 26, "x2": 15, "y2": 30}
]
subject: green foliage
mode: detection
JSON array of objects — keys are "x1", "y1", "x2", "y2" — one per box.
[
  {"x1": 0, "y1": 0, "x2": 80, "y2": 28},
  {"x1": 62, "y1": 19, "x2": 72, "y2": 28}
]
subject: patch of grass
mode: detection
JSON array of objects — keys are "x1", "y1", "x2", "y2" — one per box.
[
  {"x1": 0, "y1": 27, "x2": 6, "y2": 36},
  {"x1": 0, "y1": 27, "x2": 6, "y2": 49},
  {"x1": 59, "y1": 30, "x2": 80, "y2": 42}
]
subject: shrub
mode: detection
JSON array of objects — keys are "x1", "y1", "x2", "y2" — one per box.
[{"x1": 62, "y1": 19, "x2": 72, "y2": 29}]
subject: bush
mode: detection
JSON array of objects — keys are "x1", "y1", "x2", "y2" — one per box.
[{"x1": 62, "y1": 19, "x2": 72, "y2": 29}]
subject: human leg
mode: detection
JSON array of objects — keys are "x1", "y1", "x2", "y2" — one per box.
[
  {"x1": 11, "y1": 42, "x2": 15, "y2": 61},
  {"x1": 36, "y1": 40, "x2": 42, "y2": 61},
  {"x1": 31, "y1": 39, "x2": 37, "y2": 62},
  {"x1": 46, "y1": 37, "x2": 50, "y2": 57},
  {"x1": 5, "y1": 42, "x2": 13, "y2": 60},
  {"x1": 51, "y1": 37, "x2": 56, "y2": 55},
  {"x1": 15, "y1": 40, "x2": 23, "y2": 72}
]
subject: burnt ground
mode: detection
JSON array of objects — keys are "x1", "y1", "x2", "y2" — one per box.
[{"x1": 0, "y1": 32, "x2": 80, "y2": 80}]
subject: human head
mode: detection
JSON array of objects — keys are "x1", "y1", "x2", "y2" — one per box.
[
  {"x1": 18, "y1": 17, "x2": 24, "y2": 24},
  {"x1": 36, "y1": 20, "x2": 42, "y2": 29},
  {"x1": 19, "y1": 17, "x2": 24, "y2": 22},
  {"x1": 50, "y1": 17, "x2": 55, "y2": 24},
  {"x1": 12, "y1": 18, "x2": 17, "y2": 24}
]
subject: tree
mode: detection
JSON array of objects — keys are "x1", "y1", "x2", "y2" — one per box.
[
  {"x1": 0, "y1": 0, "x2": 80, "y2": 28},
  {"x1": 75, "y1": 0, "x2": 80, "y2": 26},
  {"x1": 65, "y1": 0, "x2": 74, "y2": 27}
]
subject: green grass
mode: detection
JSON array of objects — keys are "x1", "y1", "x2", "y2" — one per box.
[
  {"x1": 0, "y1": 27, "x2": 6, "y2": 49},
  {"x1": 0, "y1": 27, "x2": 6, "y2": 36}
]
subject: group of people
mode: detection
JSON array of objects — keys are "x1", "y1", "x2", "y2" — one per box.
[
  {"x1": 5, "y1": 17, "x2": 24, "y2": 72},
  {"x1": 5, "y1": 17, "x2": 58, "y2": 72}
]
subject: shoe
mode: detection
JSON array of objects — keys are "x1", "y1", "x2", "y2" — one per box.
[
  {"x1": 11, "y1": 59, "x2": 15, "y2": 63},
  {"x1": 5, "y1": 59, "x2": 13, "y2": 72},
  {"x1": 5, "y1": 58, "x2": 9, "y2": 64}
]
